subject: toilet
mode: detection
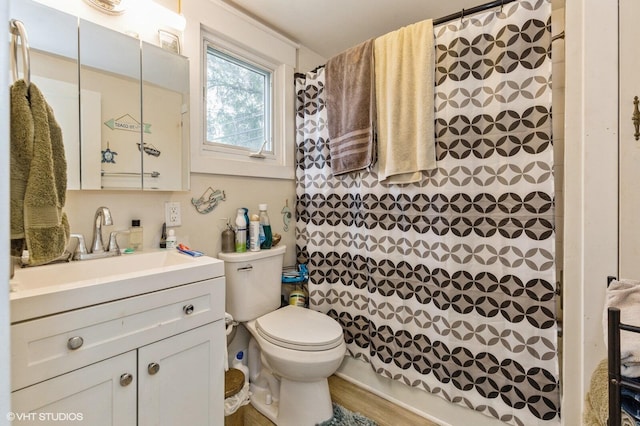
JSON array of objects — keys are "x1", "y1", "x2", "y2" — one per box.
[{"x1": 218, "y1": 245, "x2": 346, "y2": 426}]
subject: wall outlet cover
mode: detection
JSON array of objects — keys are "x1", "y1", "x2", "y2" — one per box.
[{"x1": 165, "y1": 201, "x2": 182, "y2": 227}]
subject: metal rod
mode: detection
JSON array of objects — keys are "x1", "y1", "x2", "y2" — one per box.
[
  {"x1": 551, "y1": 31, "x2": 565, "y2": 42},
  {"x1": 101, "y1": 171, "x2": 160, "y2": 177},
  {"x1": 9, "y1": 19, "x2": 30, "y2": 87},
  {"x1": 608, "y1": 307, "x2": 621, "y2": 426},
  {"x1": 434, "y1": 0, "x2": 518, "y2": 26}
]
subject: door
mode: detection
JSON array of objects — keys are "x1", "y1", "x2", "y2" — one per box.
[
  {"x1": 619, "y1": 0, "x2": 640, "y2": 277},
  {"x1": 11, "y1": 351, "x2": 136, "y2": 426},
  {"x1": 137, "y1": 322, "x2": 225, "y2": 426}
]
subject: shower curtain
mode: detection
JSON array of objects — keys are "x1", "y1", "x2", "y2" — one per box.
[{"x1": 295, "y1": 1, "x2": 558, "y2": 425}]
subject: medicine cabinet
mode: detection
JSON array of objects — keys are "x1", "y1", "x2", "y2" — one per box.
[{"x1": 9, "y1": 0, "x2": 190, "y2": 191}]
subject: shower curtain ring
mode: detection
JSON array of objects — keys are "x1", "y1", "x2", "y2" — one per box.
[
  {"x1": 460, "y1": 8, "x2": 465, "y2": 22},
  {"x1": 500, "y1": 0, "x2": 504, "y2": 12}
]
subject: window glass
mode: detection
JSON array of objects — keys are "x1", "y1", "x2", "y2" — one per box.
[{"x1": 205, "y1": 44, "x2": 272, "y2": 154}]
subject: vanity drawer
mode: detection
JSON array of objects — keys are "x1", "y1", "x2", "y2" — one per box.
[{"x1": 11, "y1": 277, "x2": 225, "y2": 391}]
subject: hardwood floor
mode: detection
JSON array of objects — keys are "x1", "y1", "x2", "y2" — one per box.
[{"x1": 239, "y1": 375, "x2": 438, "y2": 426}]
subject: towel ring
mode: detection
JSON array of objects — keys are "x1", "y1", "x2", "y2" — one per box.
[{"x1": 9, "y1": 19, "x2": 31, "y2": 87}]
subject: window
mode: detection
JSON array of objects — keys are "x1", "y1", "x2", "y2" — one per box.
[
  {"x1": 205, "y1": 44, "x2": 272, "y2": 156},
  {"x1": 188, "y1": 12, "x2": 297, "y2": 180}
]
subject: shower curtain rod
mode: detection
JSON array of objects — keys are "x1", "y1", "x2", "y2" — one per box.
[{"x1": 433, "y1": 0, "x2": 518, "y2": 26}]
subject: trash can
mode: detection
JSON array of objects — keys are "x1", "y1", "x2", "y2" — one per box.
[{"x1": 224, "y1": 368, "x2": 248, "y2": 426}]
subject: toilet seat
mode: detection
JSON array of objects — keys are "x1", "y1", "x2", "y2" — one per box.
[{"x1": 256, "y1": 306, "x2": 344, "y2": 351}]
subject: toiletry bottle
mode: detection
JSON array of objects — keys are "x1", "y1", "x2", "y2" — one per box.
[
  {"x1": 166, "y1": 229, "x2": 177, "y2": 249},
  {"x1": 232, "y1": 351, "x2": 249, "y2": 385},
  {"x1": 129, "y1": 219, "x2": 143, "y2": 251},
  {"x1": 235, "y1": 209, "x2": 247, "y2": 253},
  {"x1": 159, "y1": 222, "x2": 167, "y2": 249},
  {"x1": 249, "y1": 214, "x2": 260, "y2": 252},
  {"x1": 221, "y1": 220, "x2": 235, "y2": 253},
  {"x1": 258, "y1": 204, "x2": 272, "y2": 249},
  {"x1": 242, "y1": 208, "x2": 250, "y2": 251}
]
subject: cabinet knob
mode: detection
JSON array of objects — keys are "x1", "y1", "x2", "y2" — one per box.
[
  {"x1": 148, "y1": 362, "x2": 160, "y2": 375},
  {"x1": 67, "y1": 336, "x2": 84, "y2": 350},
  {"x1": 183, "y1": 304, "x2": 195, "y2": 315},
  {"x1": 120, "y1": 373, "x2": 133, "y2": 387}
]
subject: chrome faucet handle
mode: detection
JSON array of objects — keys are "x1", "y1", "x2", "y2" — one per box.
[
  {"x1": 108, "y1": 230, "x2": 129, "y2": 254},
  {"x1": 70, "y1": 233, "x2": 87, "y2": 254},
  {"x1": 70, "y1": 233, "x2": 88, "y2": 260}
]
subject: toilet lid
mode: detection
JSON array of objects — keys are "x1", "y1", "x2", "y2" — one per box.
[{"x1": 256, "y1": 306, "x2": 344, "y2": 351}]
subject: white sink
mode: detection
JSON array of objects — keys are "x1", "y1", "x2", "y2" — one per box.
[{"x1": 10, "y1": 250, "x2": 225, "y2": 323}]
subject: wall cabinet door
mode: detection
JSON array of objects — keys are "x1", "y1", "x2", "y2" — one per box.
[
  {"x1": 619, "y1": 0, "x2": 640, "y2": 278},
  {"x1": 138, "y1": 322, "x2": 225, "y2": 426},
  {"x1": 11, "y1": 351, "x2": 136, "y2": 426}
]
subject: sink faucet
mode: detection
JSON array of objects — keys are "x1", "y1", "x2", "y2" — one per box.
[
  {"x1": 91, "y1": 206, "x2": 113, "y2": 254},
  {"x1": 71, "y1": 207, "x2": 122, "y2": 261}
]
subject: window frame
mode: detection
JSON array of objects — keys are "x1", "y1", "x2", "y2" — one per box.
[{"x1": 190, "y1": 22, "x2": 296, "y2": 180}]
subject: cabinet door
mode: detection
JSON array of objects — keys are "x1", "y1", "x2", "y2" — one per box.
[
  {"x1": 619, "y1": 0, "x2": 640, "y2": 277},
  {"x1": 11, "y1": 351, "x2": 136, "y2": 426},
  {"x1": 138, "y1": 322, "x2": 225, "y2": 426}
]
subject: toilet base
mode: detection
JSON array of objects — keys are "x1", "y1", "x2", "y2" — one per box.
[{"x1": 250, "y1": 377, "x2": 333, "y2": 426}]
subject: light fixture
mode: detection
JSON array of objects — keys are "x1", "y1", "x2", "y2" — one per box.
[{"x1": 83, "y1": 0, "x2": 127, "y2": 15}]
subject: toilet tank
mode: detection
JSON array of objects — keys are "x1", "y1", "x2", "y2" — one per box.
[{"x1": 218, "y1": 245, "x2": 286, "y2": 322}]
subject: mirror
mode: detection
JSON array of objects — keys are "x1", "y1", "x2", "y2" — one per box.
[
  {"x1": 9, "y1": 0, "x2": 190, "y2": 191},
  {"x1": 79, "y1": 18, "x2": 142, "y2": 190},
  {"x1": 9, "y1": 0, "x2": 80, "y2": 189},
  {"x1": 141, "y1": 41, "x2": 190, "y2": 191}
]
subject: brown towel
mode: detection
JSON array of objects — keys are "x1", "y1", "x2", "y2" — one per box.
[
  {"x1": 325, "y1": 39, "x2": 376, "y2": 175},
  {"x1": 10, "y1": 80, "x2": 33, "y2": 249},
  {"x1": 11, "y1": 80, "x2": 70, "y2": 265}
]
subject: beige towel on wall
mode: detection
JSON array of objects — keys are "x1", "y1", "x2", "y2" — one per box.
[
  {"x1": 325, "y1": 39, "x2": 376, "y2": 175},
  {"x1": 374, "y1": 19, "x2": 436, "y2": 185},
  {"x1": 604, "y1": 278, "x2": 640, "y2": 377},
  {"x1": 11, "y1": 80, "x2": 70, "y2": 265}
]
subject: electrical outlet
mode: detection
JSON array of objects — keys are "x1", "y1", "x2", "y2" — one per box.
[{"x1": 165, "y1": 201, "x2": 182, "y2": 227}]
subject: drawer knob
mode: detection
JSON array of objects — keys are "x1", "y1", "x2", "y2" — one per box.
[
  {"x1": 67, "y1": 336, "x2": 84, "y2": 350},
  {"x1": 183, "y1": 304, "x2": 195, "y2": 315},
  {"x1": 120, "y1": 373, "x2": 133, "y2": 387},
  {"x1": 148, "y1": 362, "x2": 160, "y2": 375}
]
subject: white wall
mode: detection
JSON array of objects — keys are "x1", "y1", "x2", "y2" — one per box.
[
  {"x1": 1, "y1": 0, "x2": 11, "y2": 423},
  {"x1": 562, "y1": 0, "x2": 618, "y2": 424}
]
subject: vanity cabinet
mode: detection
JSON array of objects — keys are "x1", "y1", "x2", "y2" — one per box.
[
  {"x1": 12, "y1": 351, "x2": 137, "y2": 425},
  {"x1": 10, "y1": 279, "x2": 225, "y2": 425}
]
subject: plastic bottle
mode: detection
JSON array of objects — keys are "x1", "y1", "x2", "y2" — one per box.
[
  {"x1": 221, "y1": 220, "x2": 235, "y2": 253},
  {"x1": 232, "y1": 351, "x2": 249, "y2": 385},
  {"x1": 258, "y1": 204, "x2": 272, "y2": 249},
  {"x1": 129, "y1": 219, "x2": 143, "y2": 251},
  {"x1": 249, "y1": 215, "x2": 260, "y2": 252},
  {"x1": 242, "y1": 208, "x2": 250, "y2": 251},
  {"x1": 166, "y1": 229, "x2": 177, "y2": 249},
  {"x1": 235, "y1": 209, "x2": 247, "y2": 253}
]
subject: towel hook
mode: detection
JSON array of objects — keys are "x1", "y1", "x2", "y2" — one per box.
[{"x1": 9, "y1": 19, "x2": 30, "y2": 87}]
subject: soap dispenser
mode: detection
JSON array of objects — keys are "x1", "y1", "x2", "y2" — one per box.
[{"x1": 220, "y1": 218, "x2": 235, "y2": 253}]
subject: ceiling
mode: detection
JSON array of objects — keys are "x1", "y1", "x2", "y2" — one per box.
[{"x1": 221, "y1": 0, "x2": 491, "y2": 59}]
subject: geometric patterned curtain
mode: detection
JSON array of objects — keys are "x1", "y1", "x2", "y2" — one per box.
[{"x1": 295, "y1": 1, "x2": 559, "y2": 424}]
